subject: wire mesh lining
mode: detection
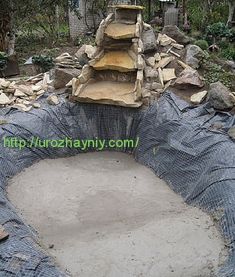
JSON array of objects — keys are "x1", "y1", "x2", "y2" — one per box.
[{"x1": 0, "y1": 92, "x2": 234, "y2": 276}]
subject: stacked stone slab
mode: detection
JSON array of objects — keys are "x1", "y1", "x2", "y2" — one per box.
[{"x1": 72, "y1": 5, "x2": 145, "y2": 108}]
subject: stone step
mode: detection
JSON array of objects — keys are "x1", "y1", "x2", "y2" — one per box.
[
  {"x1": 92, "y1": 51, "x2": 136, "y2": 72},
  {"x1": 105, "y1": 22, "x2": 136, "y2": 40},
  {"x1": 75, "y1": 80, "x2": 142, "y2": 108}
]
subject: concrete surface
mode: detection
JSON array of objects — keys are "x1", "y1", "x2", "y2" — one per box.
[{"x1": 7, "y1": 152, "x2": 227, "y2": 277}]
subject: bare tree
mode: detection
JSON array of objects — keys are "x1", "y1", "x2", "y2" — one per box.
[
  {"x1": 0, "y1": 1, "x2": 12, "y2": 51},
  {"x1": 227, "y1": 0, "x2": 235, "y2": 26}
]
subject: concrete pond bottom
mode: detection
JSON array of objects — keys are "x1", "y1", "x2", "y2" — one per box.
[{"x1": 7, "y1": 152, "x2": 227, "y2": 277}]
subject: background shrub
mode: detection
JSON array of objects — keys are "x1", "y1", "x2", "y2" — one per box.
[{"x1": 195, "y1": 40, "x2": 209, "y2": 50}]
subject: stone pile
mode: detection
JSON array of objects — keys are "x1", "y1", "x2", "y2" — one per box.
[
  {"x1": 71, "y1": 5, "x2": 145, "y2": 108},
  {"x1": 67, "y1": 6, "x2": 212, "y2": 108},
  {"x1": 55, "y1": 53, "x2": 81, "y2": 69},
  {"x1": 53, "y1": 50, "x2": 95, "y2": 89},
  {"x1": 142, "y1": 31, "x2": 206, "y2": 98},
  {"x1": 0, "y1": 73, "x2": 56, "y2": 112},
  {"x1": 1, "y1": 7, "x2": 234, "y2": 112}
]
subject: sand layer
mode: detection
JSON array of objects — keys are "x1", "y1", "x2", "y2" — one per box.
[{"x1": 7, "y1": 152, "x2": 227, "y2": 277}]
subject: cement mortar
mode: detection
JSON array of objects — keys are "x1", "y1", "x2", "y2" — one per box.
[{"x1": 7, "y1": 152, "x2": 227, "y2": 277}]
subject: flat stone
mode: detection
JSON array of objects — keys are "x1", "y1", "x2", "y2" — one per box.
[
  {"x1": 47, "y1": 94, "x2": 60, "y2": 106},
  {"x1": 172, "y1": 43, "x2": 184, "y2": 50},
  {"x1": 151, "y1": 82, "x2": 163, "y2": 90},
  {"x1": 92, "y1": 51, "x2": 136, "y2": 72},
  {"x1": 4, "y1": 88, "x2": 15, "y2": 94},
  {"x1": 156, "y1": 56, "x2": 174, "y2": 68},
  {"x1": 36, "y1": 90, "x2": 45, "y2": 96},
  {"x1": 142, "y1": 88, "x2": 151, "y2": 98},
  {"x1": 185, "y1": 45, "x2": 208, "y2": 69},
  {"x1": 164, "y1": 80, "x2": 172, "y2": 91},
  {"x1": 13, "y1": 103, "x2": 32, "y2": 112},
  {"x1": 32, "y1": 85, "x2": 42, "y2": 92},
  {"x1": 169, "y1": 49, "x2": 181, "y2": 58},
  {"x1": 113, "y1": 4, "x2": 144, "y2": 10},
  {"x1": 144, "y1": 83, "x2": 151, "y2": 90},
  {"x1": 144, "y1": 66, "x2": 158, "y2": 81},
  {"x1": 154, "y1": 53, "x2": 161, "y2": 62},
  {"x1": 0, "y1": 78, "x2": 10, "y2": 89},
  {"x1": 75, "y1": 80, "x2": 142, "y2": 108},
  {"x1": 0, "y1": 93, "x2": 10, "y2": 105},
  {"x1": 162, "y1": 68, "x2": 176, "y2": 82},
  {"x1": 162, "y1": 25, "x2": 191, "y2": 45},
  {"x1": 177, "y1": 60, "x2": 192, "y2": 70},
  {"x1": 208, "y1": 81, "x2": 234, "y2": 110},
  {"x1": 157, "y1": 33, "x2": 176, "y2": 46},
  {"x1": 78, "y1": 65, "x2": 93, "y2": 84},
  {"x1": 142, "y1": 29, "x2": 157, "y2": 53},
  {"x1": 105, "y1": 23, "x2": 136, "y2": 39},
  {"x1": 158, "y1": 68, "x2": 164, "y2": 87},
  {"x1": 23, "y1": 100, "x2": 31, "y2": 105},
  {"x1": 160, "y1": 53, "x2": 169, "y2": 58},
  {"x1": 191, "y1": 90, "x2": 208, "y2": 105},
  {"x1": 0, "y1": 119, "x2": 8, "y2": 125},
  {"x1": 54, "y1": 67, "x2": 81, "y2": 89},
  {"x1": 55, "y1": 53, "x2": 71, "y2": 63},
  {"x1": 146, "y1": 57, "x2": 156, "y2": 68},
  {"x1": 137, "y1": 55, "x2": 144, "y2": 69},
  {"x1": 33, "y1": 102, "x2": 41, "y2": 108},
  {"x1": 95, "y1": 13, "x2": 114, "y2": 47},
  {"x1": 75, "y1": 45, "x2": 90, "y2": 65},
  {"x1": 14, "y1": 89, "x2": 26, "y2": 97},
  {"x1": 85, "y1": 45, "x2": 96, "y2": 59},
  {"x1": 175, "y1": 68, "x2": 204, "y2": 89},
  {"x1": 0, "y1": 225, "x2": 9, "y2": 242},
  {"x1": 228, "y1": 127, "x2": 235, "y2": 140},
  {"x1": 17, "y1": 85, "x2": 34, "y2": 96}
]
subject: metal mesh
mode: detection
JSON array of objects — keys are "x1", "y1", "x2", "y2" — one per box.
[{"x1": 0, "y1": 92, "x2": 234, "y2": 276}]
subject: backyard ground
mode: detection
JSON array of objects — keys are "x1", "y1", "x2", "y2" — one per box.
[{"x1": 7, "y1": 152, "x2": 228, "y2": 277}]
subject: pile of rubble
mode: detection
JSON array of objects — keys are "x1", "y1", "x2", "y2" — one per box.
[
  {"x1": 0, "y1": 73, "x2": 59, "y2": 111},
  {"x1": 67, "y1": 6, "x2": 213, "y2": 108},
  {"x1": 55, "y1": 53, "x2": 81, "y2": 69},
  {"x1": 140, "y1": 25, "x2": 235, "y2": 109},
  {"x1": 1, "y1": 5, "x2": 234, "y2": 112},
  {"x1": 142, "y1": 27, "x2": 205, "y2": 99}
]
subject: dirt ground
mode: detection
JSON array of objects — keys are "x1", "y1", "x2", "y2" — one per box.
[{"x1": 7, "y1": 152, "x2": 227, "y2": 277}]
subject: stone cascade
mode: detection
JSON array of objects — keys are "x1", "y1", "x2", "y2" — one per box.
[{"x1": 72, "y1": 5, "x2": 145, "y2": 108}]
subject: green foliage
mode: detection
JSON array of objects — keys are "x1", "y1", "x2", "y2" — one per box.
[
  {"x1": 195, "y1": 40, "x2": 209, "y2": 50},
  {"x1": 209, "y1": 3, "x2": 229, "y2": 23},
  {"x1": 187, "y1": 0, "x2": 230, "y2": 32},
  {"x1": 191, "y1": 31, "x2": 202, "y2": 39},
  {"x1": 187, "y1": 0, "x2": 205, "y2": 31},
  {"x1": 0, "y1": 52, "x2": 8, "y2": 71},
  {"x1": 206, "y1": 22, "x2": 233, "y2": 39},
  {"x1": 203, "y1": 59, "x2": 234, "y2": 89},
  {"x1": 32, "y1": 54, "x2": 54, "y2": 72},
  {"x1": 0, "y1": 0, "x2": 75, "y2": 50},
  {"x1": 218, "y1": 39, "x2": 230, "y2": 49},
  {"x1": 220, "y1": 47, "x2": 235, "y2": 60}
]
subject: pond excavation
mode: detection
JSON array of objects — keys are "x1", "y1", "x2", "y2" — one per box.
[{"x1": 7, "y1": 152, "x2": 227, "y2": 277}]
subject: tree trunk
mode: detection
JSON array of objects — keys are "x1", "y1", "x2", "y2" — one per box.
[
  {"x1": 7, "y1": 31, "x2": 15, "y2": 55},
  {"x1": 227, "y1": 0, "x2": 235, "y2": 26},
  {"x1": 0, "y1": 2, "x2": 12, "y2": 52},
  {"x1": 148, "y1": 0, "x2": 151, "y2": 22},
  {"x1": 0, "y1": 33, "x2": 6, "y2": 52},
  {"x1": 182, "y1": 0, "x2": 186, "y2": 26},
  {"x1": 55, "y1": 5, "x2": 60, "y2": 39},
  {"x1": 0, "y1": 17, "x2": 10, "y2": 52}
]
